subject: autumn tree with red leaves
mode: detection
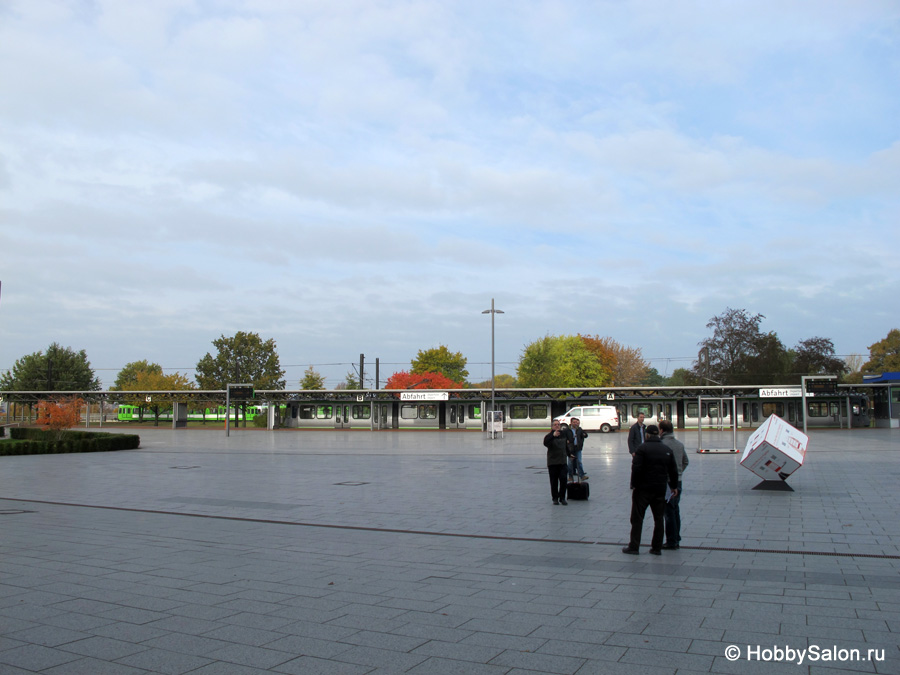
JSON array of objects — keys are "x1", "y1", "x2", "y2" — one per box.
[
  {"x1": 36, "y1": 397, "x2": 83, "y2": 440},
  {"x1": 384, "y1": 371, "x2": 464, "y2": 390}
]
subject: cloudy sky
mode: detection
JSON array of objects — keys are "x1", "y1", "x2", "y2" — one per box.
[{"x1": 1, "y1": 0, "x2": 898, "y2": 389}]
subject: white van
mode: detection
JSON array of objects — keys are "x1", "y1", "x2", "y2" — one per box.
[{"x1": 554, "y1": 405, "x2": 620, "y2": 433}]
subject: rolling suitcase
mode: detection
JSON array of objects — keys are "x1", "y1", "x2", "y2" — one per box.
[{"x1": 567, "y1": 476, "x2": 589, "y2": 500}]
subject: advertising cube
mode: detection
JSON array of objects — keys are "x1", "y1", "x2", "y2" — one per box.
[{"x1": 740, "y1": 414, "x2": 809, "y2": 481}]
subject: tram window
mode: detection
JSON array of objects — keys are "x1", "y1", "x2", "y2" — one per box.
[
  {"x1": 686, "y1": 403, "x2": 698, "y2": 417},
  {"x1": 468, "y1": 405, "x2": 481, "y2": 419},
  {"x1": 762, "y1": 402, "x2": 785, "y2": 418},
  {"x1": 707, "y1": 403, "x2": 718, "y2": 417},
  {"x1": 807, "y1": 402, "x2": 830, "y2": 417},
  {"x1": 530, "y1": 404, "x2": 548, "y2": 419},
  {"x1": 632, "y1": 404, "x2": 652, "y2": 418},
  {"x1": 419, "y1": 405, "x2": 437, "y2": 419},
  {"x1": 351, "y1": 405, "x2": 370, "y2": 420},
  {"x1": 316, "y1": 405, "x2": 333, "y2": 419},
  {"x1": 830, "y1": 402, "x2": 839, "y2": 416},
  {"x1": 400, "y1": 405, "x2": 418, "y2": 419},
  {"x1": 509, "y1": 404, "x2": 529, "y2": 420},
  {"x1": 298, "y1": 405, "x2": 315, "y2": 419}
]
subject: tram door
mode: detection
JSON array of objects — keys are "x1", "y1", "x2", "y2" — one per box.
[
  {"x1": 333, "y1": 404, "x2": 350, "y2": 428},
  {"x1": 446, "y1": 403, "x2": 466, "y2": 429},
  {"x1": 375, "y1": 404, "x2": 390, "y2": 429}
]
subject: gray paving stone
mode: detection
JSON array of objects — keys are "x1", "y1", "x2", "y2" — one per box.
[
  {"x1": 2, "y1": 428, "x2": 900, "y2": 674},
  {"x1": 115, "y1": 647, "x2": 214, "y2": 674},
  {"x1": 0, "y1": 643, "x2": 83, "y2": 671},
  {"x1": 272, "y1": 654, "x2": 372, "y2": 674},
  {"x1": 41, "y1": 655, "x2": 151, "y2": 674},
  {"x1": 406, "y1": 656, "x2": 511, "y2": 674}
]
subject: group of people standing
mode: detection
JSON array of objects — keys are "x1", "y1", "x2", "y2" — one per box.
[{"x1": 543, "y1": 411, "x2": 689, "y2": 553}]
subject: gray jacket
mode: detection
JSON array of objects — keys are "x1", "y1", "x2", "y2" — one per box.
[{"x1": 660, "y1": 432, "x2": 688, "y2": 479}]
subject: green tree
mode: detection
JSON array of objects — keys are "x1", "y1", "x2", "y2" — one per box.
[
  {"x1": 469, "y1": 373, "x2": 517, "y2": 388},
  {"x1": 113, "y1": 360, "x2": 163, "y2": 391},
  {"x1": 195, "y1": 332, "x2": 285, "y2": 426},
  {"x1": 335, "y1": 371, "x2": 360, "y2": 389},
  {"x1": 517, "y1": 335, "x2": 609, "y2": 388},
  {"x1": 0, "y1": 343, "x2": 101, "y2": 396},
  {"x1": 411, "y1": 345, "x2": 469, "y2": 384},
  {"x1": 299, "y1": 366, "x2": 326, "y2": 390},
  {"x1": 638, "y1": 367, "x2": 667, "y2": 386},
  {"x1": 119, "y1": 371, "x2": 194, "y2": 426},
  {"x1": 792, "y1": 337, "x2": 847, "y2": 380},
  {"x1": 862, "y1": 329, "x2": 900, "y2": 374},
  {"x1": 666, "y1": 368, "x2": 699, "y2": 386}
]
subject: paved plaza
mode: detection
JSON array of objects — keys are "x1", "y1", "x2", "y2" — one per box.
[{"x1": 1, "y1": 426, "x2": 899, "y2": 674}]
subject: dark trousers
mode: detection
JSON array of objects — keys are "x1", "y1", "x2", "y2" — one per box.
[
  {"x1": 664, "y1": 481, "x2": 683, "y2": 545},
  {"x1": 548, "y1": 464, "x2": 568, "y2": 501},
  {"x1": 629, "y1": 487, "x2": 666, "y2": 551}
]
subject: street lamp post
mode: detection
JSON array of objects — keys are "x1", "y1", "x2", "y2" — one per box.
[{"x1": 482, "y1": 298, "x2": 504, "y2": 436}]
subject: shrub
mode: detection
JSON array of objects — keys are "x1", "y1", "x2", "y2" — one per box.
[{"x1": 2, "y1": 429, "x2": 140, "y2": 456}]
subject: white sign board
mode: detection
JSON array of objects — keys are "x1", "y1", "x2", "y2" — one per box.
[
  {"x1": 740, "y1": 414, "x2": 809, "y2": 481},
  {"x1": 759, "y1": 388, "x2": 802, "y2": 398},
  {"x1": 400, "y1": 392, "x2": 449, "y2": 401}
]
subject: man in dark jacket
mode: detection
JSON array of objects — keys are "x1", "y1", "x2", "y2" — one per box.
[
  {"x1": 543, "y1": 420, "x2": 572, "y2": 505},
  {"x1": 567, "y1": 417, "x2": 589, "y2": 481},
  {"x1": 623, "y1": 424, "x2": 679, "y2": 555},
  {"x1": 627, "y1": 412, "x2": 646, "y2": 455}
]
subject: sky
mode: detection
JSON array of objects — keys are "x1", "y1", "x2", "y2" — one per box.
[{"x1": 1, "y1": 0, "x2": 898, "y2": 389}]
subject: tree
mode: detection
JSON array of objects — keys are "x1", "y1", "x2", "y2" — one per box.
[
  {"x1": 792, "y1": 337, "x2": 847, "y2": 380},
  {"x1": 411, "y1": 345, "x2": 469, "y2": 384},
  {"x1": 195, "y1": 332, "x2": 286, "y2": 389},
  {"x1": 862, "y1": 328, "x2": 900, "y2": 374},
  {"x1": 579, "y1": 335, "x2": 617, "y2": 376},
  {"x1": 694, "y1": 308, "x2": 765, "y2": 385},
  {"x1": 469, "y1": 373, "x2": 517, "y2": 389},
  {"x1": 335, "y1": 371, "x2": 360, "y2": 389},
  {"x1": 517, "y1": 335, "x2": 610, "y2": 388},
  {"x1": 745, "y1": 332, "x2": 792, "y2": 385},
  {"x1": 112, "y1": 361, "x2": 165, "y2": 422},
  {"x1": 384, "y1": 371, "x2": 464, "y2": 390},
  {"x1": 0, "y1": 343, "x2": 101, "y2": 395},
  {"x1": 843, "y1": 354, "x2": 865, "y2": 384},
  {"x1": 581, "y1": 336, "x2": 649, "y2": 386},
  {"x1": 36, "y1": 397, "x2": 83, "y2": 440},
  {"x1": 195, "y1": 332, "x2": 285, "y2": 427},
  {"x1": 299, "y1": 366, "x2": 326, "y2": 390},
  {"x1": 119, "y1": 370, "x2": 194, "y2": 426},
  {"x1": 638, "y1": 367, "x2": 667, "y2": 386},
  {"x1": 113, "y1": 360, "x2": 163, "y2": 391},
  {"x1": 667, "y1": 368, "x2": 699, "y2": 386}
]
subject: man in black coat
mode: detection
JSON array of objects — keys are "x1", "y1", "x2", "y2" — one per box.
[
  {"x1": 543, "y1": 420, "x2": 572, "y2": 505},
  {"x1": 627, "y1": 412, "x2": 646, "y2": 455},
  {"x1": 623, "y1": 424, "x2": 679, "y2": 555}
]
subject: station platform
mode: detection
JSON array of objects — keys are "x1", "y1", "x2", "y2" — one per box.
[{"x1": 1, "y1": 427, "x2": 898, "y2": 673}]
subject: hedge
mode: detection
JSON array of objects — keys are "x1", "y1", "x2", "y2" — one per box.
[{"x1": 1, "y1": 429, "x2": 140, "y2": 456}]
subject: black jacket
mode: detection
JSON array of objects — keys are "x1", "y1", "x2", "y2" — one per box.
[
  {"x1": 627, "y1": 422, "x2": 646, "y2": 454},
  {"x1": 569, "y1": 426, "x2": 588, "y2": 451},
  {"x1": 543, "y1": 430, "x2": 572, "y2": 466},
  {"x1": 630, "y1": 435, "x2": 679, "y2": 492}
]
